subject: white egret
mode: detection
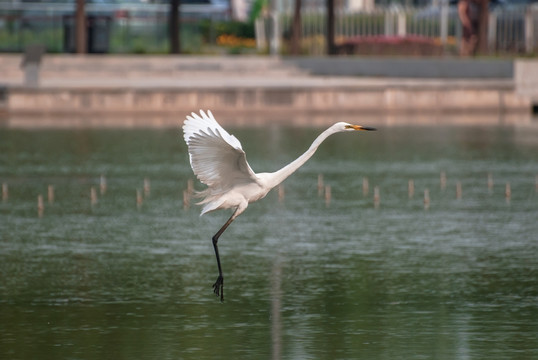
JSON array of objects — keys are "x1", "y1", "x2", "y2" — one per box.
[{"x1": 183, "y1": 110, "x2": 376, "y2": 301}]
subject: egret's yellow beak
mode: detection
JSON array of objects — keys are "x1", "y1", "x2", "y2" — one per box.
[{"x1": 346, "y1": 125, "x2": 377, "y2": 131}]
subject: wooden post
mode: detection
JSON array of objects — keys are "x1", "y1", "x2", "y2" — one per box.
[
  {"x1": 373, "y1": 186, "x2": 380, "y2": 209},
  {"x1": 90, "y1": 187, "x2": 97, "y2": 206},
  {"x1": 317, "y1": 174, "x2": 324, "y2": 197},
  {"x1": 362, "y1": 177, "x2": 369, "y2": 196},
  {"x1": 456, "y1": 181, "x2": 462, "y2": 199},
  {"x1": 2, "y1": 183, "x2": 7, "y2": 202},
  {"x1": 137, "y1": 189, "x2": 142, "y2": 208},
  {"x1": 325, "y1": 185, "x2": 332, "y2": 207},
  {"x1": 48, "y1": 185, "x2": 54, "y2": 204},
  {"x1": 440, "y1": 171, "x2": 447, "y2": 191},
  {"x1": 37, "y1": 194, "x2": 44, "y2": 217},
  {"x1": 408, "y1": 179, "x2": 415, "y2": 199},
  {"x1": 100, "y1": 175, "x2": 107, "y2": 195},
  {"x1": 183, "y1": 189, "x2": 190, "y2": 210},
  {"x1": 505, "y1": 182, "x2": 511, "y2": 203},
  {"x1": 187, "y1": 178, "x2": 194, "y2": 196},
  {"x1": 278, "y1": 184, "x2": 285, "y2": 203},
  {"x1": 144, "y1": 178, "x2": 150, "y2": 197},
  {"x1": 424, "y1": 189, "x2": 430, "y2": 210}
]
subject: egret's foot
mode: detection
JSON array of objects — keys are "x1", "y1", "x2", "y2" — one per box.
[{"x1": 213, "y1": 275, "x2": 224, "y2": 302}]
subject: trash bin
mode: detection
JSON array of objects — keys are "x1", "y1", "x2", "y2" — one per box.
[
  {"x1": 63, "y1": 14, "x2": 111, "y2": 53},
  {"x1": 63, "y1": 15, "x2": 76, "y2": 53},
  {"x1": 88, "y1": 15, "x2": 111, "y2": 53}
]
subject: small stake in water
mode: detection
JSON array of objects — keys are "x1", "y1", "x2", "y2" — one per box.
[
  {"x1": 183, "y1": 189, "x2": 190, "y2": 210},
  {"x1": 90, "y1": 187, "x2": 98, "y2": 206},
  {"x1": 488, "y1": 173, "x2": 494, "y2": 193},
  {"x1": 2, "y1": 183, "x2": 7, "y2": 202},
  {"x1": 408, "y1": 179, "x2": 415, "y2": 199},
  {"x1": 187, "y1": 178, "x2": 194, "y2": 196},
  {"x1": 424, "y1": 189, "x2": 430, "y2": 210},
  {"x1": 440, "y1": 171, "x2": 447, "y2": 191},
  {"x1": 37, "y1": 194, "x2": 44, "y2": 217},
  {"x1": 325, "y1": 185, "x2": 332, "y2": 207},
  {"x1": 363, "y1": 177, "x2": 369, "y2": 196},
  {"x1": 456, "y1": 181, "x2": 462, "y2": 199},
  {"x1": 317, "y1": 174, "x2": 324, "y2": 197},
  {"x1": 373, "y1": 186, "x2": 380, "y2": 209},
  {"x1": 144, "y1": 178, "x2": 151, "y2": 197},
  {"x1": 137, "y1": 189, "x2": 143, "y2": 209},
  {"x1": 505, "y1": 182, "x2": 511, "y2": 203},
  {"x1": 278, "y1": 184, "x2": 285, "y2": 203},
  {"x1": 100, "y1": 175, "x2": 107, "y2": 195},
  {"x1": 48, "y1": 185, "x2": 54, "y2": 204}
]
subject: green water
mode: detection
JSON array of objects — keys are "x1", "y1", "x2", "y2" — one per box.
[{"x1": 1, "y1": 123, "x2": 537, "y2": 359}]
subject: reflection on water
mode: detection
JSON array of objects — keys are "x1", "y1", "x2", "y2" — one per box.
[{"x1": 1, "y1": 119, "x2": 538, "y2": 360}]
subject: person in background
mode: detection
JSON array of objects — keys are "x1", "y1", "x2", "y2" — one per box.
[{"x1": 458, "y1": 0, "x2": 480, "y2": 56}]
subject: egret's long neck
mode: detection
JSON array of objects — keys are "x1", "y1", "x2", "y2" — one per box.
[{"x1": 266, "y1": 126, "x2": 338, "y2": 189}]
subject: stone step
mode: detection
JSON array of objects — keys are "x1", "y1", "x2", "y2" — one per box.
[{"x1": 1, "y1": 55, "x2": 309, "y2": 83}]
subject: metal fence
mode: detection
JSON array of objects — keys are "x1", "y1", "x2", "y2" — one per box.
[{"x1": 260, "y1": 4, "x2": 538, "y2": 56}]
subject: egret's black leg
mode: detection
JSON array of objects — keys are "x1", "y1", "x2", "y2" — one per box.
[{"x1": 211, "y1": 211, "x2": 237, "y2": 302}]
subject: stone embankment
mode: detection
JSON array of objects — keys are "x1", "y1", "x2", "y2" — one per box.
[{"x1": 0, "y1": 55, "x2": 534, "y2": 127}]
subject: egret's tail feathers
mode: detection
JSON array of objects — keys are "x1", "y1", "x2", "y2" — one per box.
[{"x1": 192, "y1": 188, "x2": 225, "y2": 216}]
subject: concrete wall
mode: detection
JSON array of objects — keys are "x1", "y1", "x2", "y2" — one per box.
[
  {"x1": 7, "y1": 84, "x2": 529, "y2": 117},
  {"x1": 515, "y1": 59, "x2": 538, "y2": 104}
]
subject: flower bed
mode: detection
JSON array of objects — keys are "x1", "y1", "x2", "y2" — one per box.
[{"x1": 337, "y1": 35, "x2": 445, "y2": 56}]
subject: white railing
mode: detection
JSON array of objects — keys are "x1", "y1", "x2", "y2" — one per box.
[{"x1": 257, "y1": 4, "x2": 538, "y2": 56}]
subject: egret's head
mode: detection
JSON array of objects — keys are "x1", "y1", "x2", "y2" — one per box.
[{"x1": 338, "y1": 122, "x2": 377, "y2": 132}]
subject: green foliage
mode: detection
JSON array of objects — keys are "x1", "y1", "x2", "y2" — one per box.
[
  {"x1": 215, "y1": 21, "x2": 255, "y2": 39},
  {"x1": 249, "y1": 0, "x2": 268, "y2": 23},
  {"x1": 0, "y1": 27, "x2": 64, "y2": 53},
  {"x1": 0, "y1": 15, "x2": 254, "y2": 54}
]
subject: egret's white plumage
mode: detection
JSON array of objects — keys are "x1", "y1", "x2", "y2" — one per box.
[
  {"x1": 182, "y1": 109, "x2": 375, "y2": 301},
  {"x1": 183, "y1": 110, "x2": 260, "y2": 215}
]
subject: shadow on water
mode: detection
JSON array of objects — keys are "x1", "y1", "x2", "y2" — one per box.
[{"x1": 1, "y1": 115, "x2": 537, "y2": 359}]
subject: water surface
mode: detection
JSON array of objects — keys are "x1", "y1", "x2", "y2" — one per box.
[{"x1": 1, "y1": 120, "x2": 537, "y2": 359}]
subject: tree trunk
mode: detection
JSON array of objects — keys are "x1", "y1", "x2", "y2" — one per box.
[
  {"x1": 76, "y1": 0, "x2": 86, "y2": 54},
  {"x1": 477, "y1": 0, "x2": 489, "y2": 54},
  {"x1": 326, "y1": 0, "x2": 336, "y2": 55},
  {"x1": 169, "y1": 0, "x2": 181, "y2": 54},
  {"x1": 291, "y1": 0, "x2": 302, "y2": 55}
]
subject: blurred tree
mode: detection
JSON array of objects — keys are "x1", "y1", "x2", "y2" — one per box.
[
  {"x1": 169, "y1": 0, "x2": 181, "y2": 54},
  {"x1": 291, "y1": 0, "x2": 302, "y2": 55},
  {"x1": 76, "y1": 0, "x2": 86, "y2": 54},
  {"x1": 326, "y1": 0, "x2": 335, "y2": 55},
  {"x1": 477, "y1": 0, "x2": 489, "y2": 54}
]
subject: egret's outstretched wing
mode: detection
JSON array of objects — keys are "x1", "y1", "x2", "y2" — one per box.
[{"x1": 183, "y1": 110, "x2": 259, "y2": 193}]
